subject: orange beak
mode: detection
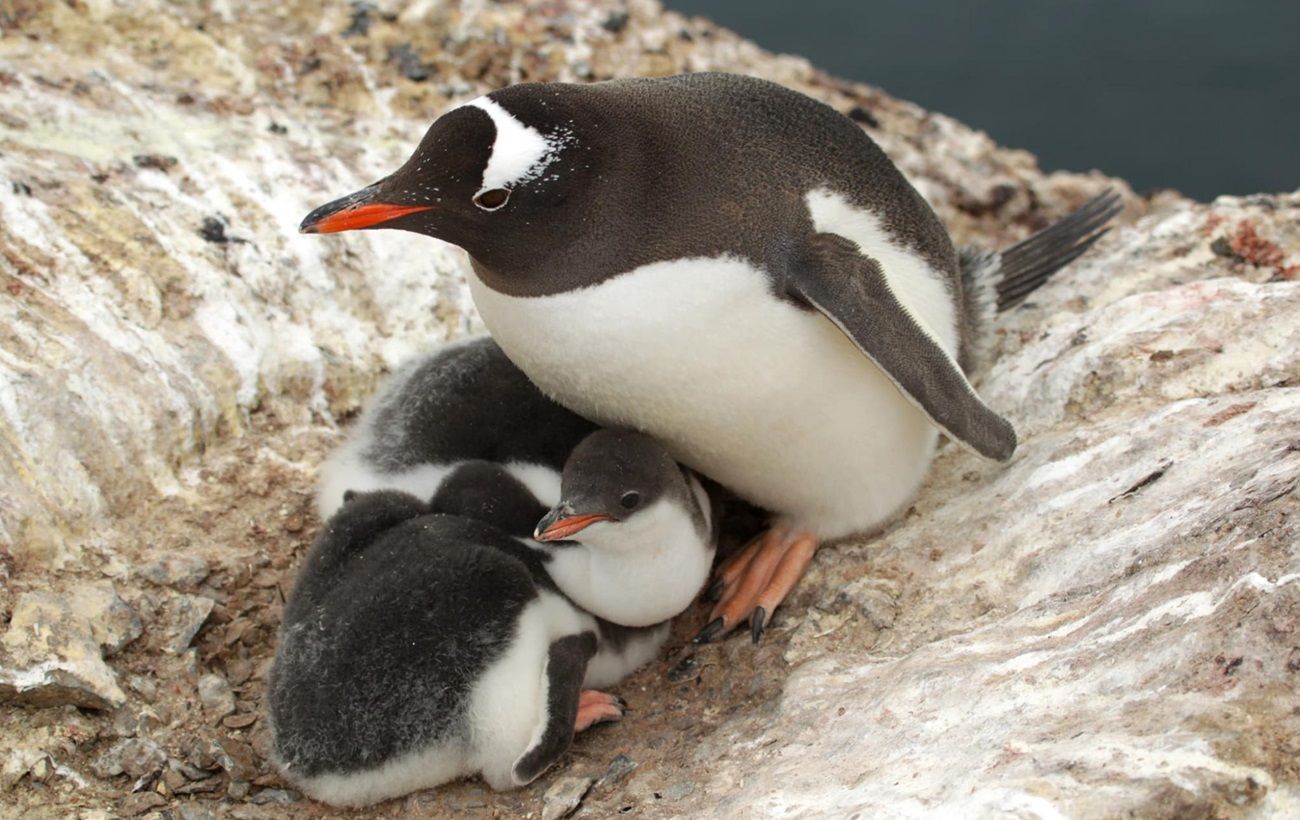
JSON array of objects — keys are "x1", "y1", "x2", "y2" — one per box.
[
  {"x1": 300, "y1": 202, "x2": 434, "y2": 234},
  {"x1": 534, "y1": 513, "x2": 613, "y2": 542}
]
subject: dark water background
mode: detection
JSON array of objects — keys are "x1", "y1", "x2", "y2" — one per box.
[{"x1": 668, "y1": 0, "x2": 1299, "y2": 200}]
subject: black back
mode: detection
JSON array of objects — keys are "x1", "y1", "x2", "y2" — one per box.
[
  {"x1": 269, "y1": 491, "x2": 557, "y2": 777},
  {"x1": 429, "y1": 459, "x2": 550, "y2": 538},
  {"x1": 361, "y1": 337, "x2": 597, "y2": 472},
  {"x1": 463, "y1": 73, "x2": 959, "y2": 299}
]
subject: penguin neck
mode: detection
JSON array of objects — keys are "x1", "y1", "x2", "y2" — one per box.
[{"x1": 544, "y1": 489, "x2": 714, "y2": 628}]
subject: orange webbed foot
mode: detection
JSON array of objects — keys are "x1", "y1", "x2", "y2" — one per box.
[
  {"x1": 695, "y1": 525, "x2": 818, "y2": 644},
  {"x1": 574, "y1": 689, "x2": 626, "y2": 732}
]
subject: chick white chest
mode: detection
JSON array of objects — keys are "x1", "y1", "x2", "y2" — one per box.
[{"x1": 469, "y1": 249, "x2": 946, "y2": 539}]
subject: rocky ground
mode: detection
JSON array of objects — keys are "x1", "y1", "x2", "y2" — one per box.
[{"x1": 0, "y1": 0, "x2": 1296, "y2": 817}]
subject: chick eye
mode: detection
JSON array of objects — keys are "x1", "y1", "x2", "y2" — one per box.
[
  {"x1": 473, "y1": 188, "x2": 510, "y2": 211},
  {"x1": 620, "y1": 491, "x2": 641, "y2": 510}
]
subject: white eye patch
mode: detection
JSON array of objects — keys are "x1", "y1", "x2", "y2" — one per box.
[{"x1": 465, "y1": 96, "x2": 567, "y2": 196}]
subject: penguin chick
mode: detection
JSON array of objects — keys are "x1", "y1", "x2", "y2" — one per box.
[
  {"x1": 316, "y1": 335, "x2": 595, "y2": 519},
  {"x1": 268, "y1": 488, "x2": 665, "y2": 807},
  {"x1": 534, "y1": 429, "x2": 716, "y2": 628}
]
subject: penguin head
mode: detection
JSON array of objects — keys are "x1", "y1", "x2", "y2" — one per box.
[
  {"x1": 299, "y1": 87, "x2": 595, "y2": 267},
  {"x1": 534, "y1": 429, "x2": 697, "y2": 553}
]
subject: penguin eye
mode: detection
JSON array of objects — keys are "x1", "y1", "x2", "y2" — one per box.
[
  {"x1": 473, "y1": 188, "x2": 511, "y2": 211},
  {"x1": 620, "y1": 491, "x2": 641, "y2": 510}
]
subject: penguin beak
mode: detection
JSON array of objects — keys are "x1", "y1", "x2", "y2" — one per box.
[
  {"x1": 534, "y1": 504, "x2": 613, "y2": 542},
  {"x1": 299, "y1": 182, "x2": 434, "y2": 234}
]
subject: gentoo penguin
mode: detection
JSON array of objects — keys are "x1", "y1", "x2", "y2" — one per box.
[
  {"x1": 269, "y1": 434, "x2": 715, "y2": 806},
  {"x1": 301, "y1": 72, "x2": 1121, "y2": 641},
  {"x1": 534, "y1": 428, "x2": 717, "y2": 627},
  {"x1": 316, "y1": 334, "x2": 595, "y2": 519}
]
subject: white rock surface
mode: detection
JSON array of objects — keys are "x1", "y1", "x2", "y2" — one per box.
[{"x1": 0, "y1": 0, "x2": 1294, "y2": 817}]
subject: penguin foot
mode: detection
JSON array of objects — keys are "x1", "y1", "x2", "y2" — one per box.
[
  {"x1": 574, "y1": 690, "x2": 626, "y2": 732},
  {"x1": 693, "y1": 526, "x2": 818, "y2": 643}
]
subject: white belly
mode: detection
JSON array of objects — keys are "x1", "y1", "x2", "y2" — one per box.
[{"x1": 469, "y1": 256, "x2": 943, "y2": 539}]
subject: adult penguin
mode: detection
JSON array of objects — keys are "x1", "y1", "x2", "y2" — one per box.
[{"x1": 302, "y1": 72, "x2": 1119, "y2": 641}]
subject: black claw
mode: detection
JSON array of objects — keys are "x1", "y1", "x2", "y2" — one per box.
[
  {"x1": 613, "y1": 695, "x2": 627, "y2": 709},
  {"x1": 706, "y1": 577, "x2": 726, "y2": 602},
  {"x1": 693, "y1": 617, "x2": 725, "y2": 644},
  {"x1": 750, "y1": 607, "x2": 766, "y2": 644}
]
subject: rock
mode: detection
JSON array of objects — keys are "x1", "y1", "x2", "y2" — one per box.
[
  {"x1": 0, "y1": 0, "x2": 1295, "y2": 817},
  {"x1": 221, "y1": 713, "x2": 257, "y2": 730},
  {"x1": 542, "y1": 774, "x2": 596, "y2": 820},
  {"x1": 139, "y1": 556, "x2": 210, "y2": 590},
  {"x1": 118, "y1": 792, "x2": 167, "y2": 816},
  {"x1": 66, "y1": 584, "x2": 143, "y2": 655},
  {"x1": 161, "y1": 767, "x2": 187, "y2": 793},
  {"x1": 110, "y1": 705, "x2": 163, "y2": 739},
  {"x1": 202, "y1": 736, "x2": 256, "y2": 782},
  {"x1": 28, "y1": 754, "x2": 53, "y2": 783},
  {"x1": 196, "y1": 674, "x2": 235, "y2": 720},
  {"x1": 249, "y1": 788, "x2": 298, "y2": 805},
  {"x1": 0, "y1": 592, "x2": 126, "y2": 710},
  {"x1": 92, "y1": 738, "x2": 166, "y2": 780},
  {"x1": 599, "y1": 754, "x2": 637, "y2": 787},
  {"x1": 126, "y1": 675, "x2": 157, "y2": 703},
  {"x1": 172, "y1": 760, "x2": 214, "y2": 782},
  {"x1": 176, "y1": 804, "x2": 217, "y2": 820},
  {"x1": 174, "y1": 777, "x2": 223, "y2": 796},
  {"x1": 160, "y1": 595, "x2": 215, "y2": 654},
  {"x1": 1, "y1": 748, "x2": 43, "y2": 790}
]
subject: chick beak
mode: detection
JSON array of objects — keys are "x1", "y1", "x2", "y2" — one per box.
[{"x1": 534, "y1": 504, "x2": 613, "y2": 542}]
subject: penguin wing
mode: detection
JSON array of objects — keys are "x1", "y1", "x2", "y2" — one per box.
[
  {"x1": 511, "y1": 631, "x2": 598, "y2": 785},
  {"x1": 789, "y1": 233, "x2": 1017, "y2": 461}
]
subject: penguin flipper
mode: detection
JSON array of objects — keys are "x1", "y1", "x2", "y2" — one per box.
[
  {"x1": 790, "y1": 233, "x2": 1017, "y2": 461},
  {"x1": 511, "y1": 631, "x2": 599, "y2": 785}
]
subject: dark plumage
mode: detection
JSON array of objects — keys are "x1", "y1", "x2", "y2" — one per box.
[{"x1": 272, "y1": 433, "x2": 716, "y2": 805}]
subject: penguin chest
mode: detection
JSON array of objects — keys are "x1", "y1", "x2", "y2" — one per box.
[{"x1": 469, "y1": 257, "x2": 940, "y2": 538}]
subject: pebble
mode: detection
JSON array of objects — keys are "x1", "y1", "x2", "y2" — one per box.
[
  {"x1": 92, "y1": 738, "x2": 166, "y2": 779},
  {"x1": 222, "y1": 713, "x2": 257, "y2": 730},
  {"x1": 197, "y1": 674, "x2": 235, "y2": 719},
  {"x1": 110, "y1": 705, "x2": 163, "y2": 739},
  {"x1": 119, "y1": 792, "x2": 167, "y2": 816},
  {"x1": 174, "y1": 776, "x2": 223, "y2": 796},
  {"x1": 203, "y1": 736, "x2": 256, "y2": 781},
  {"x1": 177, "y1": 805, "x2": 217, "y2": 820},
  {"x1": 162, "y1": 595, "x2": 215, "y2": 654},
  {"x1": 542, "y1": 774, "x2": 596, "y2": 820},
  {"x1": 139, "y1": 555, "x2": 211, "y2": 590},
  {"x1": 127, "y1": 675, "x2": 157, "y2": 702},
  {"x1": 599, "y1": 754, "x2": 637, "y2": 786},
  {"x1": 249, "y1": 788, "x2": 299, "y2": 804}
]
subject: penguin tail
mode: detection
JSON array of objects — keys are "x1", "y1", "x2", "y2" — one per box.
[
  {"x1": 992, "y1": 189, "x2": 1123, "y2": 311},
  {"x1": 958, "y1": 189, "x2": 1121, "y2": 370}
]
